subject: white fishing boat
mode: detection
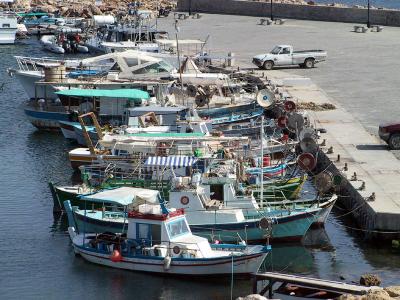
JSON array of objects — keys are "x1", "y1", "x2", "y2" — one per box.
[
  {"x1": 0, "y1": 12, "x2": 18, "y2": 44},
  {"x1": 40, "y1": 35, "x2": 65, "y2": 54},
  {"x1": 67, "y1": 200, "x2": 270, "y2": 276}
]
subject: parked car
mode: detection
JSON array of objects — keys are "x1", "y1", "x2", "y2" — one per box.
[
  {"x1": 379, "y1": 123, "x2": 400, "y2": 150},
  {"x1": 252, "y1": 45, "x2": 327, "y2": 70}
]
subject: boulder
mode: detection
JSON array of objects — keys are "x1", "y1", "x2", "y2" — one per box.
[
  {"x1": 365, "y1": 289, "x2": 391, "y2": 300},
  {"x1": 360, "y1": 274, "x2": 382, "y2": 287},
  {"x1": 384, "y1": 286, "x2": 400, "y2": 298}
]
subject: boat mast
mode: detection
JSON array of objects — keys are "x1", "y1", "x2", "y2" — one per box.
[
  {"x1": 174, "y1": 20, "x2": 184, "y2": 94},
  {"x1": 260, "y1": 115, "x2": 264, "y2": 206}
]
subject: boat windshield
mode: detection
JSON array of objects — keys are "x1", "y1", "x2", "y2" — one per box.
[
  {"x1": 270, "y1": 46, "x2": 281, "y2": 54},
  {"x1": 166, "y1": 218, "x2": 190, "y2": 239}
]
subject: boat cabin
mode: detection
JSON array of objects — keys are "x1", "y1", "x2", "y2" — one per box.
[{"x1": 55, "y1": 88, "x2": 150, "y2": 124}]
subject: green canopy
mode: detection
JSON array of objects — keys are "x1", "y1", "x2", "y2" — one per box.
[
  {"x1": 55, "y1": 88, "x2": 150, "y2": 100},
  {"x1": 17, "y1": 12, "x2": 49, "y2": 17}
]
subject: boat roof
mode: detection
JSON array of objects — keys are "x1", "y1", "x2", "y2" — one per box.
[
  {"x1": 128, "y1": 106, "x2": 187, "y2": 116},
  {"x1": 126, "y1": 132, "x2": 205, "y2": 138},
  {"x1": 55, "y1": 88, "x2": 150, "y2": 99},
  {"x1": 128, "y1": 208, "x2": 185, "y2": 221},
  {"x1": 80, "y1": 187, "x2": 159, "y2": 206},
  {"x1": 17, "y1": 12, "x2": 48, "y2": 17},
  {"x1": 157, "y1": 39, "x2": 205, "y2": 46}
]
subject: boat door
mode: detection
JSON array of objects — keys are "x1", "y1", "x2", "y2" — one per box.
[{"x1": 210, "y1": 184, "x2": 224, "y2": 201}]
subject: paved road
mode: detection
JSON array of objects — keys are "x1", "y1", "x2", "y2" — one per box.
[{"x1": 159, "y1": 14, "x2": 400, "y2": 136}]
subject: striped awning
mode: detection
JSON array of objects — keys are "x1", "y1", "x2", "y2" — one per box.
[{"x1": 144, "y1": 156, "x2": 198, "y2": 169}]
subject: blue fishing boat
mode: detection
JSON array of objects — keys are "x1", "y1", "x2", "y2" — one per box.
[
  {"x1": 66, "y1": 186, "x2": 320, "y2": 243},
  {"x1": 24, "y1": 88, "x2": 150, "y2": 130}
]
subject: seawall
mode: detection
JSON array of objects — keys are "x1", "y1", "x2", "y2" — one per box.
[{"x1": 177, "y1": 0, "x2": 400, "y2": 26}]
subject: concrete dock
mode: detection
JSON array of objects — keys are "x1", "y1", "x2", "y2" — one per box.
[
  {"x1": 158, "y1": 14, "x2": 400, "y2": 239},
  {"x1": 268, "y1": 71, "x2": 400, "y2": 239}
]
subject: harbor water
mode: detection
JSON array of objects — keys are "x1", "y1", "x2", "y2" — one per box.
[{"x1": 0, "y1": 40, "x2": 399, "y2": 300}]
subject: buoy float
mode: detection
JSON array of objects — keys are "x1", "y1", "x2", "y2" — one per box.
[
  {"x1": 277, "y1": 116, "x2": 288, "y2": 128},
  {"x1": 284, "y1": 100, "x2": 296, "y2": 112},
  {"x1": 297, "y1": 153, "x2": 317, "y2": 171},
  {"x1": 180, "y1": 196, "x2": 189, "y2": 205},
  {"x1": 263, "y1": 155, "x2": 271, "y2": 167},
  {"x1": 110, "y1": 249, "x2": 122, "y2": 262}
]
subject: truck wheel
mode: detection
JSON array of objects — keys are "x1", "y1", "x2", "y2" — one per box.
[
  {"x1": 263, "y1": 60, "x2": 274, "y2": 70},
  {"x1": 388, "y1": 133, "x2": 400, "y2": 150},
  {"x1": 304, "y1": 58, "x2": 315, "y2": 69}
]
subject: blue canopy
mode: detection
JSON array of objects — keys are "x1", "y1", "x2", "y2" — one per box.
[{"x1": 145, "y1": 156, "x2": 198, "y2": 169}]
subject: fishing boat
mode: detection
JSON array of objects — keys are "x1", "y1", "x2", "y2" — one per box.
[
  {"x1": 24, "y1": 88, "x2": 150, "y2": 130},
  {"x1": 0, "y1": 12, "x2": 18, "y2": 44},
  {"x1": 66, "y1": 181, "x2": 320, "y2": 243},
  {"x1": 66, "y1": 200, "x2": 270, "y2": 276}
]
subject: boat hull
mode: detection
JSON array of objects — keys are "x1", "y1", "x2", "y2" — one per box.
[
  {"x1": 24, "y1": 105, "x2": 69, "y2": 130},
  {"x1": 0, "y1": 28, "x2": 17, "y2": 44},
  {"x1": 72, "y1": 209, "x2": 317, "y2": 243},
  {"x1": 74, "y1": 244, "x2": 266, "y2": 276},
  {"x1": 59, "y1": 121, "x2": 77, "y2": 140}
]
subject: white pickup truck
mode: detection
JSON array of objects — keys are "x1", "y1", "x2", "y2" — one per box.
[{"x1": 252, "y1": 45, "x2": 327, "y2": 70}]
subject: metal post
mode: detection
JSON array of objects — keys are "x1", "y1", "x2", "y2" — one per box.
[
  {"x1": 367, "y1": 0, "x2": 371, "y2": 28},
  {"x1": 189, "y1": 0, "x2": 192, "y2": 15},
  {"x1": 270, "y1": 0, "x2": 274, "y2": 21}
]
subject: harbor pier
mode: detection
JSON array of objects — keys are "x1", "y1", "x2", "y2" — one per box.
[
  {"x1": 252, "y1": 271, "x2": 380, "y2": 298},
  {"x1": 265, "y1": 71, "x2": 400, "y2": 240}
]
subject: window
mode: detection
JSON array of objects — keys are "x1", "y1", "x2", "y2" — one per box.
[
  {"x1": 166, "y1": 218, "x2": 190, "y2": 239},
  {"x1": 271, "y1": 46, "x2": 281, "y2": 54},
  {"x1": 282, "y1": 48, "x2": 290, "y2": 54},
  {"x1": 137, "y1": 223, "x2": 150, "y2": 240},
  {"x1": 2, "y1": 24, "x2": 10, "y2": 28}
]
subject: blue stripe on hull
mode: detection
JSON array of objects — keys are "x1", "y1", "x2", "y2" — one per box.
[
  {"x1": 74, "y1": 210, "x2": 316, "y2": 243},
  {"x1": 24, "y1": 107, "x2": 70, "y2": 130}
]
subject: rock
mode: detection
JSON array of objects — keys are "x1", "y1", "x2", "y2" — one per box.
[
  {"x1": 236, "y1": 295, "x2": 268, "y2": 300},
  {"x1": 89, "y1": 4, "x2": 102, "y2": 15},
  {"x1": 360, "y1": 274, "x2": 382, "y2": 287},
  {"x1": 384, "y1": 286, "x2": 400, "y2": 297},
  {"x1": 338, "y1": 294, "x2": 366, "y2": 300},
  {"x1": 365, "y1": 289, "x2": 391, "y2": 300}
]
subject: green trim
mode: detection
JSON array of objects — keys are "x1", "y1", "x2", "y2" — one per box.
[{"x1": 55, "y1": 88, "x2": 150, "y2": 100}]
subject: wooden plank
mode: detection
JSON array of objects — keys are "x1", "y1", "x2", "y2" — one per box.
[{"x1": 255, "y1": 272, "x2": 379, "y2": 295}]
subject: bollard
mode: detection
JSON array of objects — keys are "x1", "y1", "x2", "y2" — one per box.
[
  {"x1": 321, "y1": 139, "x2": 326, "y2": 147},
  {"x1": 327, "y1": 146, "x2": 333, "y2": 154},
  {"x1": 344, "y1": 163, "x2": 348, "y2": 171},
  {"x1": 337, "y1": 154, "x2": 341, "y2": 162},
  {"x1": 351, "y1": 172, "x2": 357, "y2": 181},
  {"x1": 359, "y1": 181, "x2": 366, "y2": 191},
  {"x1": 368, "y1": 192, "x2": 376, "y2": 201}
]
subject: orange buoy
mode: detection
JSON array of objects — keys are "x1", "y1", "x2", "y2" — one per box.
[{"x1": 110, "y1": 249, "x2": 122, "y2": 262}]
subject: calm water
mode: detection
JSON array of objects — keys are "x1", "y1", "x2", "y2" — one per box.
[
  {"x1": 313, "y1": 0, "x2": 400, "y2": 9},
  {"x1": 0, "y1": 40, "x2": 399, "y2": 300}
]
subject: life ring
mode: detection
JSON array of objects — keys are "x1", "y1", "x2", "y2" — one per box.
[
  {"x1": 259, "y1": 217, "x2": 272, "y2": 231},
  {"x1": 180, "y1": 196, "x2": 189, "y2": 205},
  {"x1": 173, "y1": 245, "x2": 181, "y2": 255}
]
